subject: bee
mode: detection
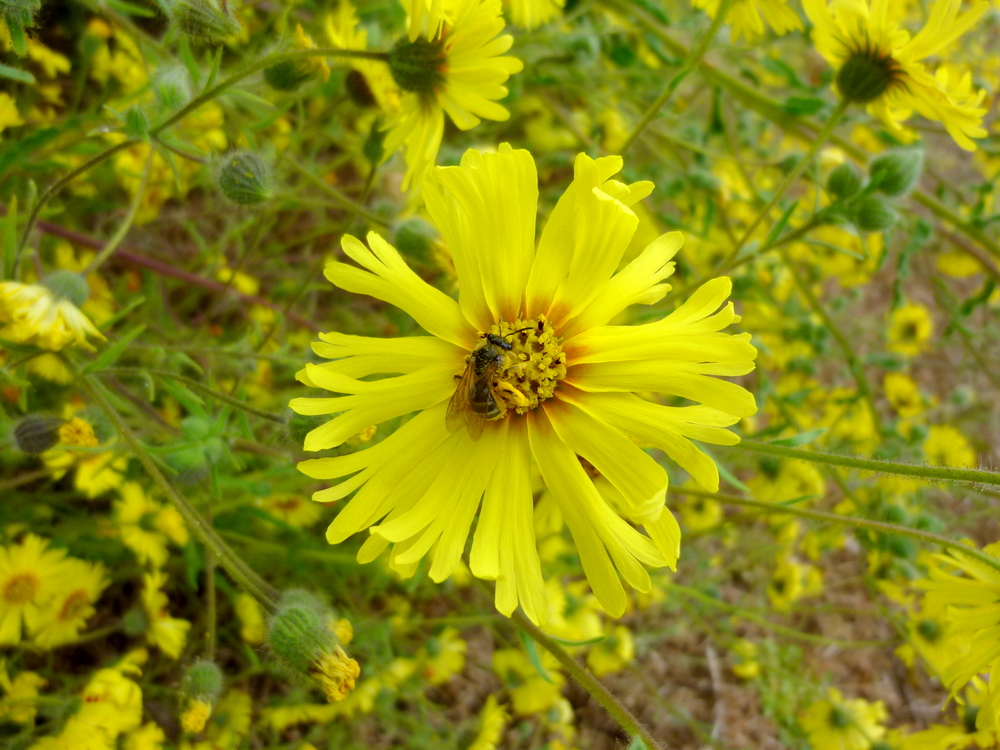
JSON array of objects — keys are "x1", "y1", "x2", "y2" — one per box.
[{"x1": 446, "y1": 328, "x2": 531, "y2": 440}]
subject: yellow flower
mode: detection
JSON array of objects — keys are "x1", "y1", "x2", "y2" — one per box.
[
  {"x1": 767, "y1": 557, "x2": 805, "y2": 611},
  {"x1": 803, "y1": 0, "x2": 989, "y2": 150},
  {"x1": 325, "y1": 2, "x2": 400, "y2": 112},
  {"x1": 923, "y1": 425, "x2": 976, "y2": 469},
  {"x1": 115, "y1": 482, "x2": 188, "y2": 567},
  {"x1": 0, "y1": 92, "x2": 24, "y2": 136},
  {"x1": 0, "y1": 280, "x2": 105, "y2": 351},
  {"x1": 0, "y1": 660, "x2": 46, "y2": 723},
  {"x1": 260, "y1": 494, "x2": 323, "y2": 528},
  {"x1": 884, "y1": 372, "x2": 925, "y2": 417},
  {"x1": 692, "y1": 0, "x2": 802, "y2": 43},
  {"x1": 0, "y1": 535, "x2": 68, "y2": 645},
  {"x1": 419, "y1": 626, "x2": 467, "y2": 685},
  {"x1": 730, "y1": 639, "x2": 760, "y2": 679},
  {"x1": 799, "y1": 688, "x2": 887, "y2": 750},
  {"x1": 292, "y1": 145, "x2": 756, "y2": 622},
  {"x1": 469, "y1": 695, "x2": 509, "y2": 750},
  {"x1": 293, "y1": 24, "x2": 330, "y2": 81},
  {"x1": 42, "y1": 417, "x2": 128, "y2": 501},
  {"x1": 181, "y1": 699, "x2": 213, "y2": 733},
  {"x1": 586, "y1": 624, "x2": 634, "y2": 676},
  {"x1": 124, "y1": 723, "x2": 166, "y2": 750},
  {"x1": 31, "y1": 558, "x2": 108, "y2": 648},
  {"x1": 200, "y1": 689, "x2": 252, "y2": 748},
  {"x1": 311, "y1": 646, "x2": 362, "y2": 702},
  {"x1": 141, "y1": 570, "x2": 191, "y2": 659},
  {"x1": 493, "y1": 647, "x2": 565, "y2": 716},
  {"x1": 382, "y1": 0, "x2": 522, "y2": 191},
  {"x1": 679, "y1": 493, "x2": 723, "y2": 532},
  {"x1": 502, "y1": 0, "x2": 564, "y2": 29},
  {"x1": 887, "y1": 302, "x2": 933, "y2": 356},
  {"x1": 234, "y1": 592, "x2": 265, "y2": 644},
  {"x1": 26, "y1": 39, "x2": 71, "y2": 79}
]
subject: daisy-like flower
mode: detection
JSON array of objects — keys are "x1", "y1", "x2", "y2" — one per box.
[
  {"x1": 0, "y1": 535, "x2": 68, "y2": 645},
  {"x1": 115, "y1": 482, "x2": 189, "y2": 567},
  {"x1": 291, "y1": 144, "x2": 757, "y2": 622},
  {"x1": 30, "y1": 558, "x2": 108, "y2": 649},
  {"x1": 923, "y1": 425, "x2": 977, "y2": 469},
  {"x1": 326, "y1": 1, "x2": 401, "y2": 112},
  {"x1": 799, "y1": 688, "x2": 887, "y2": 750},
  {"x1": 0, "y1": 276, "x2": 105, "y2": 351},
  {"x1": 468, "y1": 695, "x2": 509, "y2": 750},
  {"x1": 382, "y1": 0, "x2": 522, "y2": 192},
  {"x1": 503, "y1": 0, "x2": 564, "y2": 29},
  {"x1": 141, "y1": 570, "x2": 191, "y2": 659},
  {"x1": 803, "y1": 0, "x2": 989, "y2": 150},
  {"x1": 887, "y1": 301, "x2": 933, "y2": 356},
  {"x1": 692, "y1": 0, "x2": 802, "y2": 43},
  {"x1": 0, "y1": 661, "x2": 46, "y2": 724},
  {"x1": 42, "y1": 416, "x2": 128, "y2": 499}
]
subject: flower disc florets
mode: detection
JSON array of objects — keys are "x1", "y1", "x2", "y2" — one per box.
[{"x1": 479, "y1": 316, "x2": 566, "y2": 417}]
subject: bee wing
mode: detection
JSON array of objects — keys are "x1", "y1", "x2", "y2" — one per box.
[{"x1": 446, "y1": 361, "x2": 478, "y2": 434}]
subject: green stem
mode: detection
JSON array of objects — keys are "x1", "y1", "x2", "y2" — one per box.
[
  {"x1": 669, "y1": 485, "x2": 1000, "y2": 576},
  {"x1": 778, "y1": 247, "x2": 882, "y2": 434},
  {"x1": 0, "y1": 468, "x2": 52, "y2": 494},
  {"x1": 82, "y1": 149, "x2": 153, "y2": 275},
  {"x1": 668, "y1": 583, "x2": 891, "y2": 649},
  {"x1": 80, "y1": 373, "x2": 280, "y2": 609},
  {"x1": 510, "y1": 609, "x2": 665, "y2": 750},
  {"x1": 735, "y1": 438, "x2": 1000, "y2": 488},
  {"x1": 618, "y1": 0, "x2": 735, "y2": 157},
  {"x1": 103, "y1": 368, "x2": 286, "y2": 424},
  {"x1": 715, "y1": 97, "x2": 850, "y2": 275},
  {"x1": 286, "y1": 158, "x2": 390, "y2": 228}
]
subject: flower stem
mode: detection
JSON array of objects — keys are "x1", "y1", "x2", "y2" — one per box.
[
  {"x1": 510, "y1": 609, "x2": 665, "y2": 750},
  {"x1": 735, "y1": 438, "x2": 1000, "y2": 488},
  {"x1": 778, "y1": 247, "x2": 882, "y2": 435},
  {"x1": 82, "y1": 149, "x2": 153, "y2": 276},
  {"x1": 715, "y1": 97, "x2": 850, "y2": 275},
  {"x1": 669, "y1": 485, "x2": 1000, "y2": 577},
  {"x1": 79, "y1": 372, "x2": 281, "y2": 609},
  {"x1": 618, "y1": 0, "x2": 735, "y2": 157}
]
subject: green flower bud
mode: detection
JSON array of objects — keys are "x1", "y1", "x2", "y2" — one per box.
[
  {"x1": 218, "y1": 152, "x2": 270, "y2": 206},
  {"x1": 263, "y1": 60, "x2": 315, "y2": 92},
  {"x1": 826, "y1": 163, "x2": 862, "y2": 199},
  {"x1": 155, "y1": 67, "x2": 192, "y2": 111},
  {"x1": 41, "y1": 270, "x2": 90, "y2": 307},
  {"x1": 1, "y1": 0, "x2": 39, "y2": 57},
  {"x1": 123, "y1": 607, "x2": 149, "y2": 636},
  {"x1": 387, "y1": 37, "x2": 446, "y2": 98},
  {"x1": 14, "y1": 416, "x2": 64, "y2": 454},
  {"x1": 268, "y1": 599, "x2": 335, "y2": 674},
  {"x1": 170, "y1": 0, "x2": 241, "y2": 43},
  {"x1": 125, "y1": 107, "x2": 149, "y2": 140},
  {"x1": 836, "y1": 51, "x2": 899, "y2": 104},
  {"x1": 868, "y1": 150, "x2": 923, "y2": 197},
  {"x1": 183, "y1": 660, "x2": 224, "y2": 702},
  {"x1": 853, "y1": 196, "x2": 896, "y2": 232},
  {"x1": 362, "y1": 119, "x2": 385, "y2": 167}
]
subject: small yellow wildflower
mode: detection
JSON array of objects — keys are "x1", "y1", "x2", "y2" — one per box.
[
  {"x1": 26, "y1": 39, "x2": 71, "y2": 78},
  {"x1": 0, "y1": 280, "x2": 105, "y2": 351},
  {"x1": 887, "y1": 302, "x2": 933, "y2": 356},
  {"x1": 31, "y1": 558, "x2": 108, "y2": 648},
  {"x1": 469, "y1": 695, "x2": 509, "y2": 750},
  {"x1": 234, "y1": 593, "x2": 266, "y2": 644},
  {"x1": 260, "y1": 494, "x2": 323, "y2": 528},
  {"x1": 730, "y1": 639, "x2": 761, "y2": 679},
  {"x1": 124, "y1": 722, "x2": 167, "y2": 750},
  {"x1": 493, "y1": 647, "x2": 565, "y2": 716},
  {"x1": 141, "y1": 570, "x2": 191, "y2": 659},
  {"x1": 767, "y1": 557, "x2": 805, "y2": 611},
  {"x1": 586, "y1": 624, "x2": 635, "y2": 676},
  {"x1": 884, "y1": 372, "x2": 925, "y2": 417},
  {"x1": 0, "y1": 535, "x2": 67, "y2": 645},
  {"x1": 0, "y1": 661, "x2": 46, "y2": 723},
  {"x1": 693, "y1": 0, "x2": 802, "y2": 43},
  {"x1": 115, "y1": 482, "x2": 189, "y2": 567},
  {"x1": 181, "y1": 699, "x2": 212, "y2": 733},
  {"x1": 311, "y1": 645, "x2": 362, "y2": 702},
  {"x1": 0, "y1": 93, "x2": 24, "y2": 136},
  {"x1": 419, "y1": 627, "x2": 467, "y2": 685},
  {"x1": 503, "y1": 0, "x2": 564, "y2": 29},
  {"x1": 799, "y1": 688, "x2": 887, "y2": 750},
  {"x1": 923, "y1": 425, "x2": 976, "y2": 469}
]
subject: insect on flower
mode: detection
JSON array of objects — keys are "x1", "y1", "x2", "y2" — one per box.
[{"x1": 446, "y1": 327, "x2": 534, "y2": 439}]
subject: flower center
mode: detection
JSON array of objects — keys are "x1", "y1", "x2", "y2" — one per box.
[
  {"x1": 481, "y1": 316, "x2": 566, "y2": 417},
  {"x1": 58, "y1": 418, "x2": 99, "y2": 448},
  {"x1": 3, "y1": 573, "x2": 39, "y2": 604},
  {"x1": 836, "y1": 46, "x2": 901, "y2": 104},
  {"x1": 59, "y1": 590, "x2": 90, "y2": 621},
  {"x1": 828, "y1": 705, "x2": 853, "y2": 729}
]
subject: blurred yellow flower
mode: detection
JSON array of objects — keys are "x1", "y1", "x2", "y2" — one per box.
[
  {"x1": 0, "y1": 280, "x2": 105, "y2": 351},
  {"x1": 693, "y1": 0, "x2": 802, "y2": 43},
  {"x1": 887, "y1": 302, "x2": 933, "y2": 356},
  {"x1": 923, "y1": 425, "x2": 976, "y2": 469},
  {"x1": 800, "y1": 688, "x2": 887, "y2": 750},
  {"x1": 0, "y1": 535, "x2": 67, "y2": 645},
  {"x1": 31, "y1": 558, "x2": 108, "y2": 649}
]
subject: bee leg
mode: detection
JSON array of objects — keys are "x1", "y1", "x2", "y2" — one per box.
[{"x1": 493, "y1": 380, "x2": 530, "y2": 409}]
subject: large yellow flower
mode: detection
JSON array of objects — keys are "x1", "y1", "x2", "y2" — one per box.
[
  {"x1": 803, "y1": 0, "x2": 988, "y2": 150},
  {"x1": 292, "y1": 145, "x2": 756, "y2": 622},
  {"x1": 382, "y1": 0, "x2": 522, "y2": 192},
  {"x1": 692, "y1": 0, "x2": 802, "y2": 43}
]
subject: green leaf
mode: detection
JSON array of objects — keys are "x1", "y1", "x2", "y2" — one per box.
[
  {"x1": 104, "y1": 0, "x2": 157, "y2": 17},
  {"x1": 519, "y1": 631, "x2": 555, "y2": 684},
  {"x1": 777, "y1": 494, "x2": 822, "y2": 506},
  {"x1": 771, "y1": 428, "x2": 826, "y2": 448},
  {"x1": 548, "y1": 635, "x2": 607, "y2": 647},
  {"x1": 3, "y1": 195, "x2": 16, "y2": 280},
  {"x1": 83, "y1": 325, "x2": 146, "y2": 373},
  {"x1": 7, "y1": 14, "x2": 27, "y2": 57},
  {"x1": 223, "y1": 89, "x2": 279, "y2": 115},
  {"x1": 0, "y1": 63, "x2": 35, "y2": 84},
  {"x1": 761, "y1": 200, "x2": 799, "y2": 251},
  {"x1": 204, "y1": 46, "x2": 224, "y2": 92},
  {"x1": 97, "y1": 295, "x2": 146, "y2": 331},
  {"x1": 159, "y1": 378, "x2": 207, "y2": 419}
]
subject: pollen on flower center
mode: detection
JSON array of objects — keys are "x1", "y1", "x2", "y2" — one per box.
[
  {"x1": 4, "y1": 574, "x2": 39, "y2": 604},
  {"x1": 482, "y1": 316, "x2": 567, "y2": 416}
]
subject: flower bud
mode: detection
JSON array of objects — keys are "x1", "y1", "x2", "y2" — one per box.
[
  {"x1": 14, "y1": 416, "x2": 64, "y2": 454},
  {"x1": 267, "y1": 591, "x2": 360, "y2": 702},
  {"x1": 868, "y1": 150, "x2": 923, "y2": 197},
  {"x1": 41, "y1": 270, "x2": 90, "y2": 307},
  {"x1": 183, "y1": 659, "x2": 223, "y2": 702},
  {"x1": 1, "y1": 0, "x2": 39, "y2": 57},
  {"x1": 853, "y1": 196, "x2": 896, "y2": 232},
  {"x1": 387, "y1": 37, "x2": 446, "y2": 97},
  {"x1": 826, "y1": 163, "x2": 862, "y2": 199},
  {"x1": 170, "y1": 0, "x2": 241, "y2": 43},
  {"x1": 363, "y1": 120, "x2": 385, "y2": 167},
  {"x1": 263, "y1": 60, "x2": 315, "y2": 92},
  {"x1": 218, "y1": 152, "x2": 270, "y2": 206},
  {"x1": 836, "y1": 52, "x2": 898, "y2": 104}
]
